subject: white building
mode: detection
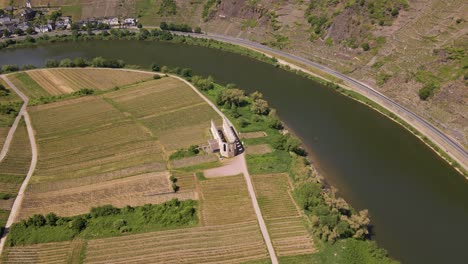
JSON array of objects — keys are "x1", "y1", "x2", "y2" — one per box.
[{"x1": 209, "y1": 117, "x2": 243, "y2": 158}]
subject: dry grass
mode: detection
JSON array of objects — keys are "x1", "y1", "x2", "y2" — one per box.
[
  {"x1": 84, "y1": 221, "x2": 268, "y2": 264},
  {"x1": 27, "y1": 69, "x2": 152, "y2": 95},
  {"x1": 0, "y1": 122, "x2": 31, "y2": 196},
  {"x1": 200, "y1": 174, "x2": 256, "y2": 226},
  {"x1": 2, "y1": 239, "x2": 85, "y2": 264},
  {"x1": 170, "y1": 154, "x2": 218, "y2": 169},
  {"x1": 246, "y1": 144, "x2": 273, "y2": 155},
  {"x1": 240, "y1": 131, "x2": 267, "y2": 139},
  {"x1": 29, "y1": 96, "x2": 165, "y2": 183},
  {"x1": 19, "y1": 171, "x2": 197, "y2": 218},
  {"x1": 252, "y1": 173, "x2": 315, "y2": 256},
  {"x1": 81, "y1": 0, "x2": 135, "y2": 19}
]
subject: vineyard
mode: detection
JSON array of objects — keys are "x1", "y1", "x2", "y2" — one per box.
[
  {"x1": 84, "y1": 221, "x2": 268, "y2": 264},
  {"x1": 200, "y1": 175, "x2": 256, "y2": 226},
  {"x1": 0, "y1": 122, "x2": 31, "y2": 198},
  {"x1": 103, "y1": 77, "x2": 220, "y2": 151},
  {"x1": 253, "y1": 173, "x2": 315, "y2": 257},
  {"x1": 18, "y1": 171, "x2": 198, "y2": 218},
  {"x1": 27, "y1": 69, "x2": 152, "y2": 95},
  {"x1": 29, "y1": 96, "x2": 164, "y2": 183},
  {"x1": 2, "y1": 240, "x2": 85, "y2": 264}
]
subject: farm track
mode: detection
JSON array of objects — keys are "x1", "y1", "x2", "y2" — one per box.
[{"x1": 0, "y1": 76, "x2": 38, "y2": 258}]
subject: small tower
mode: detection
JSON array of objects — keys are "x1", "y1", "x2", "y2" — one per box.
[{"x1": 26, "y1": 0, "x2": 32, "y2": 9}]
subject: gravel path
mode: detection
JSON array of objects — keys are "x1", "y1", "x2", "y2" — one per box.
[{"x1": 0, "y1": 75, "x2": 38, "y2": 256}]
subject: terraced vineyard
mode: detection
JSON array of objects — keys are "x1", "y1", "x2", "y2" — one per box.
[
  {"x1": 0, "y1": 121, "x2": 31, "y2": 198},
  {"x1": 27, "y1": 69, "x2": 152, "y2": 95},
  {"x1": 2, "y1": 240, "x2": 85, "y2": 264},
  {"x1": 84, "y1": 221, "x2": 269, "y2": 264},
  {"x1": 200, "y1": 175, "x2": 256, "y2": 226},
  {"x1": 253, "y1": 173, "x2": 315, "y2": 257},
  {"x1": 103, "y1": 77, "x2": 221, "y2": 151},
  {"x1": 19, "y1": 171, "x2": 197, "y2": 218},
  {"x1": 29, "y1": 96, "x2": 165, "y2": 183}
]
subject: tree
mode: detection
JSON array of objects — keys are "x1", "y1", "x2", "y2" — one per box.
[
  {"x1": 194, "y1": 26, "x2": 202, "y2": 33},
  {"x1": 391, "y1": 8, "x2": 399, "y2": 17},
  {"x1": 250, "y1": 91, "x2": 263, "y2": 100},
  {"x1": 139, "y1": 28, "x2": 149, "y2": 39},
  {"x1": 160, "y1": 21, "x2": 168, "y2": 30},
  {"x1": 0, "y1": 84, "x2": 10, "y2": 96},
  {"x1": 45, "y1": 59, "x2": 59, "y2": 68},
  {"x1": 192, "y1": 75, "x2": 214, "y2": 91},
  {"x1": 59, "y1": 58, "x2": 75, "y2": 67},
  {"x1": 73, "y1": 57, "x2": 88, "y2": 67},
  {"x1": 13, "y1": 28, "x2": 23, "y2": 36},
  {"x1": 90, "y1": 57, "x2": 106, "y2": 67},
  {"x1": 251, "y1": 99, "x2": 270, "y2": 115},
  {"x1": 151, "y1": 63, "x2": 160, "y2": 72},
  {"x1": 45, "y1": 213, "x2": 59, "y2": 226},
  {"x1": 27, "y1": 214, "x2": 46, "y2": 227},
  {"x1": 25, "y1": 27, "x2": 34, "y2": 35},
  {"x1": 69, "y1": 217, "x2": 87, "y2": 232},
  {"x1": 2, "y1": 29, "x2": 11, "y2": 38},
  {"x1": 218, "y1": 89, "x2": 246, "y2": 107},
  {"x1": 137, "y1": 22, "x2": 143, "y2": 29},
  {"x1": 181, "y1": 68, "x2": 193, "y2": 77}
]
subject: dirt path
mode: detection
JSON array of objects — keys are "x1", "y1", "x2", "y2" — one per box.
[
  {"x1": 0, "y1": 76, "x2": 29, "y2": 163},
  {"x1": 0, "y1": 75, "x2": 38, "y2": 256}
]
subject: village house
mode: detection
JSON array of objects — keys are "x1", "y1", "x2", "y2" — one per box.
[
  {"x1": 34, "y1": 24, "x2": 52, "y2": 33},
  {"x1": 122, "y1": 18, "x2": 137, "y2": 27},
  {"x1": 0, "y1": 16, "x2": 11, "y2": 25},
  {"x1": 98, "y1": 17, "x2": 119, "y2": 27}
]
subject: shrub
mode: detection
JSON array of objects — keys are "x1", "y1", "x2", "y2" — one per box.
[
  {"x1": 0, "y1": 84, "x2": 10, "y2": 96},
  {"x1": 90, "y1": 205, "x2": 120, "y2": 218},
  {"x1": 45, "y1": 213, "x2": 59, "y2": 226},
  {"x1": 251, "y1": 99, "x2": 270, "y2": 115},
  {"x1": 27, "y1": 214, "x2": 46, "y2": 227},
  {"x1": 418, "y1": 82, "x2": 438, "y2": 100},
  {"x1": 151, "y1": 63, "x2": 160, "y2": 71},
  {"x1": 361, "y1": 42, "x2": 370, "y2": 51},
  {"x1": 113, "y1": 219, "x2": 127, "y2": 230},
  {"x1": 69, "y1": 217, "x2": 87, "y2": 232}
]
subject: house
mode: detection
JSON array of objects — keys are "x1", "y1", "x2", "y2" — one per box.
[
  {"x1": 21, "y1": 8, "x2": 37, "y2": 21},
  {"x1": 55, "y1": 17, "x2": 71, "y2": 30},
  {"x1": 0, "y1": 16, "x2": 11, "y2": 25},
  {"x1": 17, "y1": 22, "x2": 30, "y2": 31},
  {"x1": 35, "y1": 24, "x2": 52, "y2": 33},
  {"x1": 99, "y1": 17, "x2": 119, "y2": 26},
  {"x1": 209, "y1": 117, "x2": 244, "y2": 158},
  {"x1": 122, "y1": 18, "x2": 136, "y2": 27}
]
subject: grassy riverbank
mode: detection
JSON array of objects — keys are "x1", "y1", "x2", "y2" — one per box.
[{"x1": 0, "y1": 29, "x2": 464, "y2": 177}]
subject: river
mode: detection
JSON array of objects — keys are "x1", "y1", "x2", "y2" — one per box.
[{"x1": 0, "y1": 40, "x2": 467, "y2": 264}]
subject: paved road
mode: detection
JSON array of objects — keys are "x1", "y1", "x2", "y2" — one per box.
[
  {"x1": 174, "y1": 32, "x2": 468, "y2": 172},
  {"x1": 0, "y1": 75, "x2": 38, "y2": 256}
]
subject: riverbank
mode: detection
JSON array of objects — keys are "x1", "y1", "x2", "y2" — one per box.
[{"x1": 1, "y1": 29, "x2": 465, "y2": 177}]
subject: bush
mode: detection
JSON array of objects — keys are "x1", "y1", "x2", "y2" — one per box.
[
  {"x1": 27, "y1": 214, "x2": 46, "y2": 227},
  {"x1": 151, "y1": 63, "x2": 160, "y2": 71},
  {"x1": 69, "y1": 217, "x2": 87, "y2": 232},
  {"x1": 113, "y1": 219, "x2": 127, "y2": 230},
  {"x1": 418, "y1": 82, "x2": 438, "y2": 100},
  {"x1": 90, "y1": 205, "x2": 120, "y2": 218},
  {"x1": 45, "y1": 213, "x2": 59, "y2": 226},
  {"x1": 45, "y1": 59, "x2": 59, "y2": 68},
  {"x1": 361, "y1": 42, "x2": 370, "y2": 51}
]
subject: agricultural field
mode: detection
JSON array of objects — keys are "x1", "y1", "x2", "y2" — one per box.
[
  {"x1": 199, "y1": 174, "x2": 256, "y2": 226},
  {"x1": 0, "y1": 121, "x2": 31, "y2": 200},
  {"x1": 253, "y1": 173, "x2": 315, "y2": 257},
  {"x1": 84, "y1": 221, "x2": 268, "y2": 264},
  {"x1": 26, "y1": 69, "x2": 152, "y2": 96},
  {"x1": 103, "y1": 77, "x2": 221, "y2": 151},
  {"x1": 2, "y1": 239, "x2": 85, "y2": 264}
]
